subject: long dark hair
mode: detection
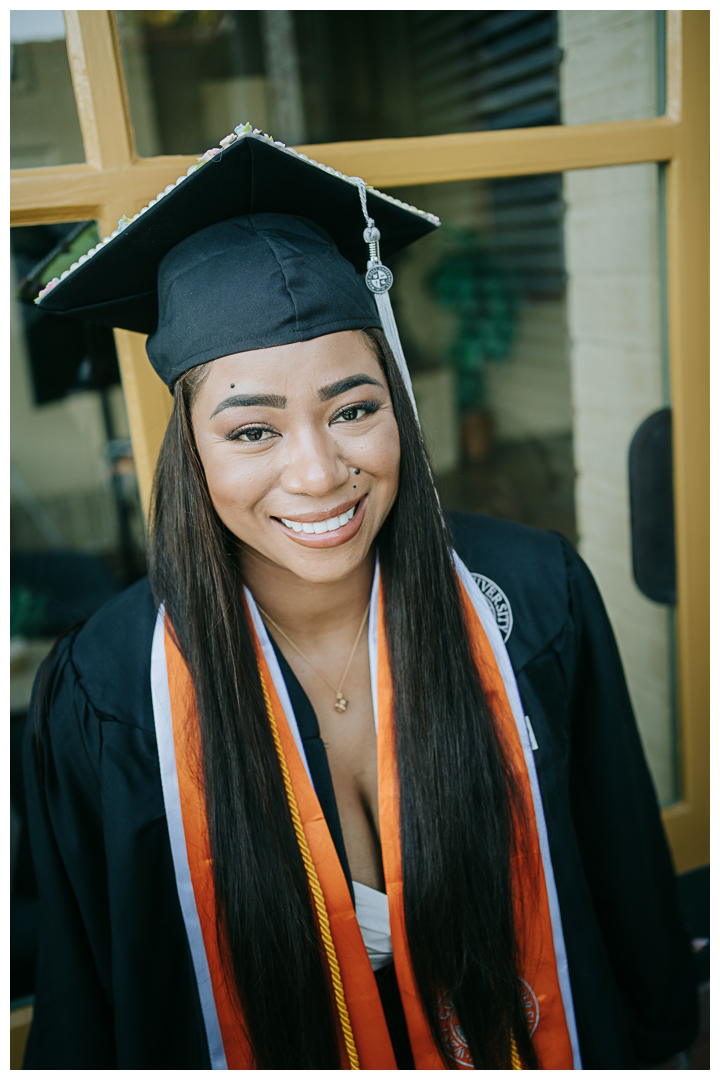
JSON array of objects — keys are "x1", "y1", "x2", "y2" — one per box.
[{"x1": 148, "y1": 328, "x2": 538, "y2": 1069}]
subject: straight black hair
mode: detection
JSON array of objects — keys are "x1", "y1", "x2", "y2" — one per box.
[{"x1": 148, "y1": 328, "x2": 538, "y2": 1069}]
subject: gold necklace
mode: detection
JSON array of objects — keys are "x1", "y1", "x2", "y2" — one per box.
[{"x1": 256, "y1": 599, "x2": 370, "y2": 713}]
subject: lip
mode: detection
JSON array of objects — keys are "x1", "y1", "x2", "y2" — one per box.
[
  {"x1": 272, "y1": 495, "x2": 360, "y2": 524},
  {"x1": 273, "y1": 494, "x2": 367, "y2": 548}
]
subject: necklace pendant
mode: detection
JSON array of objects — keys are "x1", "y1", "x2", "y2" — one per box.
[{"x1": 334, "y1": 692, "x2": 348, "y2": 713}]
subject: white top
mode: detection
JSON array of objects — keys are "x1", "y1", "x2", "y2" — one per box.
[{"x1": 352, "y1": 880, "x2": 393, "y2": 972}]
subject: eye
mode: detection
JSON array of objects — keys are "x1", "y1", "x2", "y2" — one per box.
[
  {"x1": 332, "y1": 400, "x2": 380, "y2": 424},
  {"x1": 227, "y1": 425, "x2": 278, "y2": 443}
]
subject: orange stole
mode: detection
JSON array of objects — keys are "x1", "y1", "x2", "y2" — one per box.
[
  {"x1": 377, "y1": 580, "x2": 574, "y2": 1069},
  {"x1": 165, "y1": 619, "x2": 396, "y2": 1070},
  {"x1": 163, "y1": 573, "x2": 575, "y2": 1070},
  {"x1": 457, "y1": 584, "x2": 574, "y2": 1069},
  {"x1": 164, "y1": 623, "x2": 254, "y2": 1068}
]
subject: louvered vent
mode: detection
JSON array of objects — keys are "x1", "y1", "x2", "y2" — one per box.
[
  {"x1": 408, "y1": 10, "x2": 566, "y2": 298},
  {"x1": 409, "y1": 10, "x2": 561, "y2": 135}
]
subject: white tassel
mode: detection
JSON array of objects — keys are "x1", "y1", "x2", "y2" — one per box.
[
  {"x1": 374, "y1": 290, "x2": 419, "y2": 422},
  {"x1": 349, "y1": 176, "x2": 442, "y2": 509},
  {"x1": 349, "y1": 175, "x2": 420, "y2": 422},
  {"x1": 376, "y1": 288, "x2": 441, "y2": 507}
]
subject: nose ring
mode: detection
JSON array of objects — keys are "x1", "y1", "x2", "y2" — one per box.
[{"x1": 351, "y1": 468, "x2": 360, "y2": 475}]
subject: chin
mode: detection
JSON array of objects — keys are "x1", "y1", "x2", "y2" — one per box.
[
  {"x1": 277, "y1": 544, "x2": 372, "y2": 585},
  {"x1": 238, "y1": 527, "x2": 375, "y2": 586}
]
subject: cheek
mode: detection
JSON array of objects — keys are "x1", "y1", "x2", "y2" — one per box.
[
  {"x1": 358, "y1": 421, "x2": 401, "y2": 489},
  {"x1": 199, "y1": 442, "x2": 274, "y2": 525}
]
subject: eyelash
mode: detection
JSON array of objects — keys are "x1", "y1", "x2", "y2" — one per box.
[
  {"x1": 225, "y1": 400, "x2": 380, "y2": 442},
  {"x1": 226, "y1": 423, "x2": 277, "y2": 443},
  {"x1": 331, "y1": 399, "x2": 380, "y2": 424}
]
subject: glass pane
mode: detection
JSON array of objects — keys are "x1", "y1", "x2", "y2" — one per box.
[
  {"x1": 387, "y1": 163, "x2": 677, "y2": 806},
  {"x1": 117, "y1": 10, "x2": 665, "y2": 155},
  {"x1": 10, "y1": 10, "x2": 85, "y2": 168},
  {"x1": 560, "y1": 11, "x2": 665, "y2": 124},
  {"x1": 11, "y1": 223, "x2": 147, "y2": 718}
]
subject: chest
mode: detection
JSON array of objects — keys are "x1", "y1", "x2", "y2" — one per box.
[
  {"x1": 269, "y1": 637, "x2": 383, "y2": 887},
  {"x1": 275, "y1": 634, "x2": 377, "y2": 781}
]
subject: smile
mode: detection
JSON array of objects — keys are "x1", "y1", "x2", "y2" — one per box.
[
  {"x1": 280, "y1": 504, "x2": 357, "y2": 534},
  {"x1": 272, "y1": 495, "x2": 367, "y2": 548}
]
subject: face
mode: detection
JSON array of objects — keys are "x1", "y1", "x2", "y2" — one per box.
[{"x1": 191, "y1": 331, "x2": 401, "y2": 584}]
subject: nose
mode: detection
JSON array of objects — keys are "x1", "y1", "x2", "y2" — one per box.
[{"x1": 281, "y1": 426, "x2": 349, "y2": 498}]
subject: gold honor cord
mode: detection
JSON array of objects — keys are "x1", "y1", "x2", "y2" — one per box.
[
  {"x1": 259, "y1": 670, "x2": 361, "y2": 1069},
  {"x1": 511, "y1": 1033, "x2": 522, "y2": 1069}
]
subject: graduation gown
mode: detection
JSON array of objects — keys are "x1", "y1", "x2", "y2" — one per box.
[{"x1": 22, "y1": 511, "x2": 698, "y2": 1069}]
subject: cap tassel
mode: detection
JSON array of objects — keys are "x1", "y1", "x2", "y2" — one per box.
[
  {"x1": 350, "y1": 177, "x2": 419, "y2": 420},
  {"x1": 372, "y1": 291, "x2": 417, "y2": 419}
]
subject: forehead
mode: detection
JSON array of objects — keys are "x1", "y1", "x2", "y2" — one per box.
[{"x1": 199, "y1": 331, "x2": 383, "y2": 394}]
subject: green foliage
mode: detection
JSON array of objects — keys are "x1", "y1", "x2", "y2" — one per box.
[
  {"x1": 38, "y1": 222, "x2": 100, "y2": 288},
  {"x1": 10, "y1": 586, "x2": 49, "y2": 638},
  {"x1": 427, "y1": 230, "x2": 521, "y2": 411}
]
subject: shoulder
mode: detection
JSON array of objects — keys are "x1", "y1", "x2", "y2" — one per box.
[
  {"x1": 45, "y1": 577, "x2": 158, "y2": 731},
  {"x1": 446, "y1": 510, "x2": 576, "y2": 670}
]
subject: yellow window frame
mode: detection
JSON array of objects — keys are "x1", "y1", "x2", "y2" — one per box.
[{"x1": 10, "y1": 10, "x2": 708, "y2": 873}]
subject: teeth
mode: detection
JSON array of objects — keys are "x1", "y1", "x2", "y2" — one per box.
[{"x1": 280, "y1": 503, "x2": 358, "y2": 534}]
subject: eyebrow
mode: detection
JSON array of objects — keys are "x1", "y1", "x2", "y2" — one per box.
[
  {"x1": 318, "y1": 374, "x2": 383, "y2": 401},
  {"x1": 210, "y1": 374, "x2": 383, "y2": 417},
  {"x1": 211, "y1": 393, "x2": 287, "y2": 417}
]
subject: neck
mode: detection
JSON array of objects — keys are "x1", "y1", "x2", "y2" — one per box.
[{"x1": 240, "y1": 546, "x2": 375, "y2": 639}]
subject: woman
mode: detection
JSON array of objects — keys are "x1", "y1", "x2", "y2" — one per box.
[{"x1": 25, "y1": 130, "x2": 697, "y2": 1069}]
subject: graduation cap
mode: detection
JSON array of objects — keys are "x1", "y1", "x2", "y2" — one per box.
[{"x1": 36, "y1": 127, "x2": 440, "y2": 393}]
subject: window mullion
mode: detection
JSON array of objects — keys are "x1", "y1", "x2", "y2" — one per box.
[{"x1": 64, "y1": 10, "x2": 135, "y2": 171}]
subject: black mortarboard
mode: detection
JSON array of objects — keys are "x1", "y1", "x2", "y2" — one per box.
[{"x1": 35, "y1": 129, "x2": 440, "y2": 390}]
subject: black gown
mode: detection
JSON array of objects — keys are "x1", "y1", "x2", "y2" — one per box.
[{"x1": 22, "y1": 512, "x2": 698, "y2": 1069}]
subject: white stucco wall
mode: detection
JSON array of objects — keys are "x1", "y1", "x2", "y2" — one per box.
[{"x1": 560, "y1": 11, "x2": 675, "y2": 803}]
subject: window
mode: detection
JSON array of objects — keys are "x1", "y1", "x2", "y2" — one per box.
[
  {"x1": 10, "y1": 10, "x2": 85, "y2": 168},
  {"x1": 10, "y1": 10, "x2": 708, "y2": 872}
]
